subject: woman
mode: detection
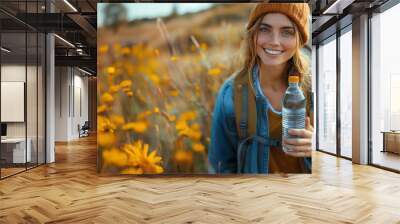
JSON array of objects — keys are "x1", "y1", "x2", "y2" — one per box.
[{"x1": 208, "y1": 3, "x2": 313, "y2": 174}]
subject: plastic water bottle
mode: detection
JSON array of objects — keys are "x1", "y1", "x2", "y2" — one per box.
[{"x1": 282, "y1": 75, "x2": 306, "y2": 153}]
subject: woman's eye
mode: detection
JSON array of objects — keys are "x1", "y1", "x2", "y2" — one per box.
[
  {"x1": 260, "y1": 27, "x2": 269, "y2": 32},
  {"x1": 282, "y1": 30, "x2": 295, "y2": 36}
]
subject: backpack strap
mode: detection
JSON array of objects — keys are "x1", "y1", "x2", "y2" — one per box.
[
  {"x1": 239, "y1": 84, "x2": 248, "y2": 139},
  {"x1": 234, "y1": 69, "x2": 269, "y2": 173},
  {"x1": 233, "y1": 69, "x2": 257, "y2": 140},
  {"x1": 237, "y1": 135, "x2": 282, "y2": 173}
]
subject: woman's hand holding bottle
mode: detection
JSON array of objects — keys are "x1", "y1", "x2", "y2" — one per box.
[{"x1": 282, "y1": 117, "x2": 313, "y2": 157}]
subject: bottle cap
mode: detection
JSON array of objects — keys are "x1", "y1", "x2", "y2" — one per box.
[{"x1": 288, "y1": 76, "x2": 299, "y2": 83}]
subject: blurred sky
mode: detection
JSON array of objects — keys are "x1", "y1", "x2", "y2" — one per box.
[{"x1": 98, "y1": 3, "x2": 215, "y2": 27}]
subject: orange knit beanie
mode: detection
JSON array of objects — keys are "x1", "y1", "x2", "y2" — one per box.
[{"x1": 247, "y1": 3, "x2": 310, "y2": 46}]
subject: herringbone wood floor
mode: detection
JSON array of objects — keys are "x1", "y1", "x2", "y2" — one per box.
[{"x1": 0, "y1": 135, "x2": 400, "y2": 223}]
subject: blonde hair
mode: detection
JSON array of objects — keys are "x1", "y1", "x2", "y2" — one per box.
[{"x1": 239, "y1": 13, "x2": 311, "y2": 96}]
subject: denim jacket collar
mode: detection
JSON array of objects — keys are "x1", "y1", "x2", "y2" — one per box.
[{"x1": 251, "y1": 64, "x2": 282, "y2": 115}]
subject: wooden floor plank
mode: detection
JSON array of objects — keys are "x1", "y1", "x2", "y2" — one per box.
[{"x1": 0, "y1": 135, "x2": 399, "y2": 223}]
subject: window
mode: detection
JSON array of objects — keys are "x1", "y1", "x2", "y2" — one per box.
[
  {"x1": 371, "y1": 2, "x2": 400, "y2": 171},
  {"x1": 340, "y1": 29, "x2": 352, "y2": 158},
  {"x1": 317, "y1": 37, "x2": 337, "y2": 154}
]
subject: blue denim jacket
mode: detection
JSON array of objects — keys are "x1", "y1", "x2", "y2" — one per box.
[{"x1": 208, "y1": 65, "x2": 311, "y2": 174}]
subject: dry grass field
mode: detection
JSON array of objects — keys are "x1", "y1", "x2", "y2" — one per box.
[{"x1": 97, "y1": 4, "x2": 255, "y2": 174}]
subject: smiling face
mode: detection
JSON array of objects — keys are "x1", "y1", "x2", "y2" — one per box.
[{"x1": 254, "y1": 13, "x2": 298, "y2": 67}]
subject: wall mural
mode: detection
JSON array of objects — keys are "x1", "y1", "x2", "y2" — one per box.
[{"x1": 97, "y1": 3, "x2": 313, "y2": 175}]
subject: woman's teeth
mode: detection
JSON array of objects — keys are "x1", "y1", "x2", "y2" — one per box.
[{"x1": 264, "y1": 48, "x2": 283, "y2": 55}]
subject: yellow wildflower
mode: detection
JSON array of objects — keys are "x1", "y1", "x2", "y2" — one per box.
[
  {"x1": 180, "y1": 111, "x2": 197, "y2": 121},
  {"x1": 99, "y1": 44, "x2": 108, "y2": 54},
  {"x1": 208, "y1": 67, "x2": 222, "y2": 76},
  {"x1": 107, "y1": 66, "x2": 116, "y2": 75},
  {"x1": 200, "y1": 43, "x2": 208, "y2": 51},
  {"x1": 170, "y1": 56, "x2": 178, "y2": 61},
  {"x1": 149, "y1": 74, "x2": 160, "y2": 85},
  {"x1": 148, "y1": 60, "x2": 159, "y2": 69},
  {"x1": 109, "y1": 85, "x2": 120, "y2": 94},
  {"x1": 170, "y1": 90, "x2": 179, "y2": 97},
  {"x1": 122, "y1": 121, "x2": 148, "y2": 133},
  {"x1": 137, "y1": 110, "x2": 153, "y2": 120},
  {"x1": 110, "y1": 115, "x2": 125, "y2": 126},
  {"x1": 191, "y1": 123, "x2": 200, "y2": 131},
  {"x1": 98, "y1": 116, "x2": 117, "y2": 132},
  {"x1": 126, "y1": 91, "x2": 133, "y2": 97},
  {"x1": 119, "y1": 80, "x2": 132, "y2": 88},
  {"x1": 98, "y1": 132, "x2": 116, "y2": 147},
  {"x1": 176, "y1": 119, "x2": 189, "y2": 131},
  {"x1": 131, "y1": 44, "x2": 145, "y2": 58},
  {"x1": 178, "y1": 128, "x2": 201, "y2": 141},
  {"x1": 174, "y1": 150, "x2": 193, "y2": 164},
  {"x1": 153, "y1": 107, "x2": 160, "y2": 113},
  {"x1": 192, "y1": 143, "x2": 205, "y2": 153},
  {"x1": 102, "y1": 148, "x2": 127, "y2": 167},
  {"x1": 121, "y1": 47, "x2": 131, "y2": 55},
  {"x1": 101, "y1": 92, "x2": 114, "y2": 103},
  {"x1": 97, "y1": 105, "x2": 107, "y2": 113},
  {"x1": 123, "y1": 141, "x2": 163, "y2": 174},
  {"x1": 175, "y1": 115, "x2": 201, "y2": 141},
  {"x1": 168, "y1": 114, "x2": 176, "y2": 122}
]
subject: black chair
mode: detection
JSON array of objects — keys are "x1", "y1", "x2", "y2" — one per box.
[{"x1": 79, "y1": 121, "x2": 90, "y2": 138}]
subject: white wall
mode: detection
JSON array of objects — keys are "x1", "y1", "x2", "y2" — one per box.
[
  {"x1": 55, "y1": 67, "x2": 69, "y2": 141},
  {"x1": 55, "y1": 67, "x2": 89, "y2": 141},
  {"x1": 1, "y1": 65, "x2": 26, "y2": 81},
  {"x1": 1, "y1": 64, "x2": 46, "y2": 164},
  {"x1": 1, "y1": 65, "x2": 34, "y2": 138},
  {"x1": 72, "y1": 73, "x2": 89, "y2": 138}
]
